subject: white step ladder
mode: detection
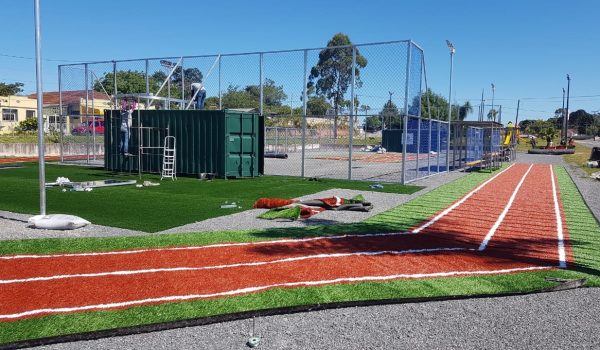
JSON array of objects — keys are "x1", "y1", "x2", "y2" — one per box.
[{"x1": 161, "y1": 136, "x2": 176, "y2": 181}]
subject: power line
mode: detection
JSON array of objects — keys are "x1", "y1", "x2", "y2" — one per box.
[{"x1": 0, "y1": 52, "x2": 75, "y2": 63}]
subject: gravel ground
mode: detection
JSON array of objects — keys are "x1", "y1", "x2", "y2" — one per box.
[
  {"x1": 3, "y1": 154, "x2": 598, "y2": 350},
  {"x1": 36, "y1": 288, "x2": 600, "y2": 350}
]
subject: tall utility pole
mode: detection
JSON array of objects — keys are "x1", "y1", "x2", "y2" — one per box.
[
  {"x1": 561, "y1": 88, "x2": 566, "y2": 144},
  {"x1": 566, "y1": 74, "x2": 571, "y2": 144},
  {"x1": 446, "y1": 40, "x2": 455, "y2": 171}
]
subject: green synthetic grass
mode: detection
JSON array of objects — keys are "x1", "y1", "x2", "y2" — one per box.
[
  {"x1": 0, "y1": 163, "x2": 420, "y2": 232},
  {"x1": 1, "y1": 165, "x2": 599, "y2": 345}
]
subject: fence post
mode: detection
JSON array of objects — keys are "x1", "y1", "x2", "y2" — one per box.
[
  {"x1": 301, "y1": 49, "x2": 308, "y2": 177},
  {"x1": 401, "y1": 42, "x2": 412, "y2": 184},
  {"x1": 58, "y1": 65, "x2": 64, "y2": 163},
  {"x1": 218, "y1": 55, "x2": 222, "y2": 109},
  {"x1": 259, "y1": 53, "x2": 264, "y2": 116},
  {"x1": 348, "y1": 45, "x2": 356, "y2": 180},
  {"x1": 180, "y1": 58, "x2": 185, "y2": 109},
  {"x1": 145, "y1": 59, "x2": 150, "y2": 109},
  {"x1": 85, "y1": 63, "x2": 90, "y2": 164}
]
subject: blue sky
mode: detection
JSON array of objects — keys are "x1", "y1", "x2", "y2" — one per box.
[{"x1": 1, "y1": 0, "x2": 599, "y2": 122}]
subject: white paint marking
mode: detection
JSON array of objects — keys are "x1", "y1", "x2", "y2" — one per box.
[
  {"x1": 412, "y1": 164, "x2": 515, "y2": 233},
  {"x1": 478, "y1": 164, "x2": 534, "y2": 251},
  {"x1": 0, "y1": 232, "x2": 417, "y2": 261},
  {"x1": 0, "y1": 247, "x2": 469, "y2": 285},
  {"x1": 550, "y1": 165, "x2": 567, "y2": 268},
  {"x1": 0, "y1": 265, "x2": 553, "y2": 320}
]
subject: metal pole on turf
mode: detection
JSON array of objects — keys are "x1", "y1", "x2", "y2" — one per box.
[
  {"x1": 34, "y1": 0, "x2": 46, "y2": 215},
  {"x1": 446, "y1": 40, "x2": 455, "y2": 173}
]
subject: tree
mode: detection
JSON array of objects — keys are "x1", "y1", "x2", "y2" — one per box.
[
  {"x1": 15, "y1": 118, "x2": 38, "y2": 132},
  {"x1": 245, "y1": 79, "x2": 287, "y2": 107},
  {"x1": 221, "y1": 85, "x2": 258, "y2": 109},
  {"x1": 539, "y1": 126, "x2": 557, "y2": 147},
  {"x1": 0, "y1": 82, "x2": 24, "y2": 96},
  {"x1": 420, "y1": 89, "x2": 449, "y2": 120},
  {"x1": 458, "y1": 101, "x2": 473, "y2": 121},
  {"x1": 93, "y1": 70, "x2": 146, "y2": 95},
  {"x1": 306, "y1": 96, "x2": 331, "y2": 116},
  {"x1": 172, "y1": 67, "x2": 203, "y2": 99},
  {"x1": 379, "y1": 100, "x2": 401, "y2": 129},
  {"x1": 568, "y1": 109, "x2": 594, "y2": 135},
  {"x1": 308, "y1": 33, "x2": 367, "y2": 138}
]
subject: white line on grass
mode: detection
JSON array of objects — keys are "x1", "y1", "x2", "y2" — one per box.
[
  {"x1": 412, "y1": 164, "x2": 515, "y2": 233},
  {"x1": 0, "y1": 247, "x2": 470, "y2": 285},
  {"x1": 0, "y1": 232, "x2": 418, "y2": 260},
  {"x1": 478, "y1": 164, "x2": 534, "y2": 251},
  {"x1": 0, "y1": 265, "x2": 553, "y2": 320},
  {"x1": 550, "y1": 165, "x2": 567, "y2": 268}
]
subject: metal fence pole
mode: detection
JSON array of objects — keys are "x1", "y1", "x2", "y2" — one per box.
[
  {"x1": 180, "y1": 58, "x2": 185, "y2": 109},
  {"x1": 401, "y1": 42, "x2": 412, "y2": 184},
  {"x1": 58, "y1": 65, "x2": 64, "y2": 163},
  {"x1": 301, "y1": 49, "x2": 307, "y2": 177},
  {"x1": 259, "y1": 53, "x2": 264, "y2": 116},
  {"x1": 218, "y1": 56, "x2": 222, "y2": 109},
  {"x1": 348, "y1": 46, "x2": 356, "y2": 180},
  {"x1": 85, "y1": 63, "x2": 90, "y2": 164},
  {"x1": 113, "y1": 61, "x2": 118, "y2": 107},
  {"x1": 145, "y1": 59, "x2": 150, "y2": 109}
]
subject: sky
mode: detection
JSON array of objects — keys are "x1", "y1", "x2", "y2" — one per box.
[{"x1": 1, "y1": 0, "x2": 599, "y2": 122}]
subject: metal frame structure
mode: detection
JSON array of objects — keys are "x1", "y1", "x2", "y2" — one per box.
[{"x1": 58, "y1": 40, "x2": 454, "y2": 184}]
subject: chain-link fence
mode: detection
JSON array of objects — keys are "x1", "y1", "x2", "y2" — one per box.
[{"x1": 59, "y1": 40, "x2": 455, "y2": 183}]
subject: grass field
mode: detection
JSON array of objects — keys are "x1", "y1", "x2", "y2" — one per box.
[
  {"x1": 0, "y1": 164, "x2": 598, "y2": 345},
  {"x1": 563, "y1": 142, "x2": 597, "y2": 175},
  {"x1": 0, "y1": 163, "x2": 420, "y2": 232}
]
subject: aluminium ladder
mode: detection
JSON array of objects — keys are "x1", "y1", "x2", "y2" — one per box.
[{"x1": 161, "y1": 136, "x2": 176, "y2": 180}]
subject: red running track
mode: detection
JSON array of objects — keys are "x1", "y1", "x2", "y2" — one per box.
[{"x1": 0, "y1": 163, "x2": 571, "y2": 322}]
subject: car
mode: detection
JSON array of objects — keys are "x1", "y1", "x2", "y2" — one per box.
[{"x1": 72, "y1": 120, "x2": 105, "y2": 135}]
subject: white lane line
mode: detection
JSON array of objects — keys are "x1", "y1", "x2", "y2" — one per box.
[
  {"x1": 550, "y1": 165, "x2": 567, "y2": 268},
  {"x1": 412, "y1": 164, "x2": 516, "y2": 233},
  {"x1": 478, "y1": 164, "x2": 534, "y2": 251},
  {"x1": 0, "y1": 247, "x2": 469, "y2": 285},
  {"x1": 0, "y1": 232, "x2": 417, "y2": 261},
  {"x1": 0, "y1": 265, "x2": 553, "y2": 321}
]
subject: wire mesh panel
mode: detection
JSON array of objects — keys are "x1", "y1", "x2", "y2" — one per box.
[
  {"x1": 261, "y1": 50, "x2": 305, "y2": 177},
  {"x1": 439, "y1": 121, "x2": 449, "y2": 172},
  {"x1": 58, "y1": 40, "x2": 442, "y2": 183},
  {"x1": 466, "y1": 127, "x2": 484, "y2": 162}
]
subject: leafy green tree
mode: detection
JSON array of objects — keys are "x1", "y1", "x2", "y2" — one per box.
[
  {"x1": 365, "y1": 115, "x2": 382, "y2": 131},
  {"x1": 93, "y1": 70, "x2": 146, "y2": 94},
  {"x1": 221, "y1": 85, "x2": 258, "y2": 109},
  {"x1": 568, "y1": 109, "x2": 594, "y2": 134},
  {"x1": 0, "y1": 82, "x2": 24, "y2": 96},
  {"x1": 379, "y1": 100, "x2": 401, "y2": 129},
  {"x1": 420, "y1": 89, "x2": 449, "y2": 120},
  {"x1": 306, "y1": 96, "x2": 331, "y2": 116},
  {"x1": 308, "y1": 33, "x2": 367, "y2": 138},
  {"x1": 245, "y1": 79, "x2": 287, "y2": 107},
  {"x1": 540, "y1": 126, "x2": 557, "y2": 147}
]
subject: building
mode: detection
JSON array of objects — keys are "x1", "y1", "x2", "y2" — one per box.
[
  {"x1": 29, "y1": 90, "x2": 112, "y2": 134},
  {"x1": 0, "y1": 95, "x2": 38, "y2": 134}
]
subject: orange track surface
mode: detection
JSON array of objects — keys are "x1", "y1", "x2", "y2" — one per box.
[{"x1": 0, "y1": 164, "x2": 571, "y2": 321}]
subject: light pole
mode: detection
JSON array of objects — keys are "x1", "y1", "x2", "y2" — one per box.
[
  {"x1": 491, "y1": 83, "x2": 496, "y2": 167},
  {"x1": 561, "y1": 88, "x2": 566, "y2": 144},
  {"x1": 446, "y1": 40, "x2": 455, "y2": 171},
  {"x1": 566, "y1": 74, "x2": 571, "y2": 143}
]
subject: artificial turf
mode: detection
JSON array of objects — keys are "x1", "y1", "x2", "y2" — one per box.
[
  {"x1": 0, "y1": 163, "x2": 420, "y2": 232},
  {"x1": 0, "y1": 165, "x2": 599, "y2": 345}
]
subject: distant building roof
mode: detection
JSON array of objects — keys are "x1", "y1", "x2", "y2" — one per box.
[{"x1": 28, "y1": 90, "x2": 111, "y2": 105}]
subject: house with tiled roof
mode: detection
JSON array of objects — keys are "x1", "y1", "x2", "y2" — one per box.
[{"x1": 28, "y1": 90, "x2": 112, "y2": 134}]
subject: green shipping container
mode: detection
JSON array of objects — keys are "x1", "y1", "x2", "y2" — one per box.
[{"x1": 104, "y1": 109, "x2": 264, "y2": 178}]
